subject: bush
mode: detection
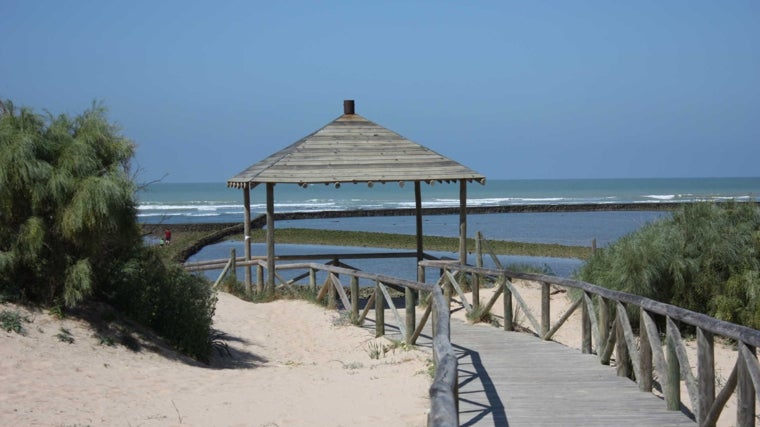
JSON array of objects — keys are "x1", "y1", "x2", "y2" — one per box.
[
  {"x1": 577, "y1": 202, "x2": 760, "y2": 329},
  {"x1": 0, "y1": 100, "x2": 216, "y2": 361},
  {"x1": 102, "y1": 247, "x2": 217, "y2": 362},
  {"x1": 0, "y1": 100, "x2": 139, "y2": 306}
]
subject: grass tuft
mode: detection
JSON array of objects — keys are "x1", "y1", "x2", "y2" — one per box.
[
  {"x1": 465, "y1": 300, "x2": 493, "y2": 324},
  {"x1": 366, "y1": 341, "x2": 383, "y2": 359},
  {"x1": 1, "y1": 309, "x2": 27, "y2": 334},
  {"x1": 56, "y1": 327, "x2": 74, "y2": 344}
]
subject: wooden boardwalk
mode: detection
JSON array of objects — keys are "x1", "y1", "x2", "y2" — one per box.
[
  {"x1": 377, "y1": 315, "x2": 696, "y2": 426},
  {"x1": 447, "y1": 319, "x2": 695, "y2": 426}
]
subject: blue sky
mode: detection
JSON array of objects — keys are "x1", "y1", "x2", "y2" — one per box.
[{"x1": 2, "y1": 1, "x2": 759, "y2": 183}]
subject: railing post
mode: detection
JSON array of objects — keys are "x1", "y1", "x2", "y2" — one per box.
[
  {"x1": 431, "y1": 296, "x2": 438, "y2": 338},
  {"x1": 638, "y1": 308, "x2": 653, "y2": 392},
  {"x1": 616, "y1": 309, "x2": 631, "y2": 378},
  {"x1": 444, "y1": 268, "x2": 452, "y2": 307},
  {"x1": 309, "y1": 268, "x2": 316, "y2": 293},
  {"x1": 405, "y1": 285, "x2": 415, "y2": 345},
  {"x1": 375, "y1": 281, "x2": 385, "y2": 337},
  {"x1": 230, "y1": 248, "x2": 237, "y2": 283},
  {"x1": 350, "y1": 276, "x2": 359, "y2": 324},
  {"x1": 256, "y1": 265, "x2": 264, "y2": 294},
  {"x1": 541, "y1": 282, "x2": 550, "y2": 339},
  {"x1": 502, "y1": 276, "x2": 513, "y2": 332},
  {"x1": 737, "y1": 345, "x2": 756, "y2": 426},
  {"x1": 473, "y1": 232, "x2": 482, "y2": 311},
  {"x1": 697, "y1": 327, "x2": 714, "y2": 425},
  {"x1": 417, "y1": 264, "x2": 426, "y2": 304},
  {"x1": 665, "y1": 318, "x2": 681, "y2": 410},
  {"x1": 581, "y1": 295, "x2": 592, "y2": 354},
  {"x1": 599, "y1": 297, "x2": 610, "y2": 353},
  {"x1": 328, "y1": 274, "x2": 337, "y2": 311}
]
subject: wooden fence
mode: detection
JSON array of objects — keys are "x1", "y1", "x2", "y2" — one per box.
[
  {"x1": 185, "y1": 232, "x2": 760, "y2": 426},
  {"x1": 186, "y1": 252, "x2": 460, "y2": 427},
  {"x1": 418, "y1": 257, "x2": 760, "y2": 427}
]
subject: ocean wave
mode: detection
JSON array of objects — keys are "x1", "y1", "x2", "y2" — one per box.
[
  {"x1": 138, "y1": 204, "x2": 241, "y2": 211},
  {"x1": 643, "y1": 194, "x2": 676, "y2": 200}
]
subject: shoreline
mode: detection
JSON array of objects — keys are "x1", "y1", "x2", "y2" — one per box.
[
  {"x1": 142, "y1": 201, "x2": 688, "y2": 235},
  {"x1": 141, "y1": 201, "x2": 758, "y2": 263},
  {"x1": 141, "y1": 203, "x2": 684, "y2": 262}
]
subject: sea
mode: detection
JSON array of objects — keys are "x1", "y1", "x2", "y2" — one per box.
[{"x1": 137, "y1": 178, "x2": 760, "y2": 279}]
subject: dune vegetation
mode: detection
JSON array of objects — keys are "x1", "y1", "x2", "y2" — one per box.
[
  {"x1": 0, "y1": 100, "x2": 216, "y2": 361},
  {"x1": 577, "y1": 201, "x2": 760, "y2": 329}
]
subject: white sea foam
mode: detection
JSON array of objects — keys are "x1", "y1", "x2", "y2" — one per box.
[
  {"x1": 138, "y1": 204, "x2": 240, "y2": 211},
  {"x1": 643, "y1": 194, "x2": 675, "y2": 200}
]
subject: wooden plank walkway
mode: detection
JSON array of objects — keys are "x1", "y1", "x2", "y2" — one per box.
[
  {"x1": 373, "y1": 315, "x2": 695, "y2": 426},
  {"x1": 449, "y1": 320, "x2": 695, "y2": 426}
]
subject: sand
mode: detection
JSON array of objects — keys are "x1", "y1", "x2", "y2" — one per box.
[
  {"x1": 0, "y1": 293, "x2": 431, "y2": 426},
  {"x1": 1, "y1": 280, "x2": 748, "y2": 426}
]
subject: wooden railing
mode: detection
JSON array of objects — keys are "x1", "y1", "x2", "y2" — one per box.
[
  {"x1": 186, "y1": 253, "x2": 459, "y2": 427},
  {"x1": 418, "y1": 259, "x2": 760, "y2": 427}
]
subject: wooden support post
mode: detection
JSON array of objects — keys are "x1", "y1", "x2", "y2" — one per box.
[
  {"x1": 265, "y1": 183, "x2": 275, "y2": 292},
  {"x1": 601, "y1": 317, "x2": 617, "y2": 366},
  {"x1": 350, "y1": 276, "x2": 359, "y2": 324},
  {"x1": 444, "y1": 270, "x2": 452, "y2": 307},
  {"x1": 405, "y1": 285, "x2": 415, "y2": 345},
  {"x1": 503, "y1": 276, "x2": 513, "y2": 331},
  {"x1": 737, "y1": 345, "x2": 756, "y2": 426},
  {"x1": 242, "y1": 184, "x2": 252, "y2": 294},
  {"x1": 431, "y1": 296, "x2": 438, "y2": 338},
  {"x1": 256, "y1": 265, "x2": 263, "y2": 294},
  {"x1": 599, "y1": 297, "x2": 610, "y2": 353},
  {"x1": 459, "y1": 180, "x2": 467, "y2": 265},
  {"x1": 473, "y1": 231, "x2": 482, "y2": 311},
  {"x1": 309, "y1": 268, "x2": 316, "y2": 293},
  {"x1": 697, "y1": 328, "x2": 715, "y2": 425},
  {"x1": 375, "y1": 282, "x2": 384, "y2": 337},
  {"x1": 666, "y1": 318, "x2": 681, "y2": 410},
  {"x1": 541, "y1": 282, "x2": 550, "y2": 339},
  {"x1": 411, "y1": 304, "x2": 431, "y2": 345},
  {"x1": 616, "y1": 312, "x2": 630, "y2": 378},
  {"x1": 229, "y1": 248, "x2": 237, "y2": 282},
  {"x1": 417, "y1": 265, "x2": 426, "y2": 303},
  {"x1": 414, "y1": 181, "x2": 423, "y2": 262},
  {"x1": 639, "y1": 308, "x2": 653, "y2": 392},
  {"x1": 327, "y1": 260, "x2": 338, "y2": 310},
  {"x1": 581, "y1": 296, "x2": 592, "y2": 354}
]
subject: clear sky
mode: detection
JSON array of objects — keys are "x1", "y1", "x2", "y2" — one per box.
[{"x1": 2, "y1": 1, "x2": 759, "y2": 183}]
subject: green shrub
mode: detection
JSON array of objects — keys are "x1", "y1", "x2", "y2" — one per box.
[
  {"x1": 0, "y1": 100, "x2": 140, "y2": 307},
  {"x1": 0, "y1": 100, "x2": 217, "y2": 362},
  {"x1": 102, "y1": 247, "x2": 217, "y2": 362},
  {"x1": 577, "y1": 202, "x2": 760, "y2": 329}
]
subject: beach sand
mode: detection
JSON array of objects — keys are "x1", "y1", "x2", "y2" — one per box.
[
  {"x1": 1, "y1": 280, "x2": 746, "y2": 426},
  {"x1": 0, "y1": 292, "x2": 431, "y2": 426}
]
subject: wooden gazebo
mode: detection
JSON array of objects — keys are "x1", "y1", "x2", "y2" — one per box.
[{"x1": 227, "y1": 100, "x2": 485, "y2": 291}]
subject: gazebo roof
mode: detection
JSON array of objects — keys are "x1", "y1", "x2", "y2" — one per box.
[{"x1": 227, "y1": 100, "x2": 485, "y2": 189}]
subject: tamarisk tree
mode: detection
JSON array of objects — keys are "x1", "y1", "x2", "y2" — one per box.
[{"x1": 0, "y1": 100, "x2": 140, "y2": 306}]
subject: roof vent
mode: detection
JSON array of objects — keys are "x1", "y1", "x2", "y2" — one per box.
[{"x1": 343, "y1": 99, "x2": 355, "y2": 115}]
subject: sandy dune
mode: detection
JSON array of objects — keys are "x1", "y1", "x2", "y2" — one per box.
[
  {"x1": 2, "y1": 279, "x2": 748, "y2": 426},
  {"x1": 1, "y1": 292, "x2": 431, "y2": 426}
]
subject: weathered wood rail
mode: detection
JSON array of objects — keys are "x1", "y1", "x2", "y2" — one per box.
[
  {"x1": 418, "y1": 257, "x2": 760, "y2": 426},
  {"x1": 185, "y1": 230, "x2": 759, "y2": 426},
  {"x1": 187, "y1": 253, "x2": 459, "y2": 427}
]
